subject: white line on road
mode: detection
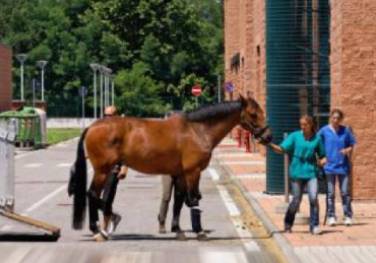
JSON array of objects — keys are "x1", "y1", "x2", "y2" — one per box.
[
  {"x1": 24, "y1": 163, "x2": 43, "y2": 168},
  {"x1": 199, "y1": 249, "x2": 249, "y2": 263},
  {"x1": 216, "y1": 185, "x2": 241, "y2": 217},
  {"x1": 22, "y1": 167, "x2": 93, "y2": 215},
  {"x1": 208, "y1": 168, "x2": 220, "y2": 181},
  {"x1": 209, "y1": 168, "x2": 261, "y2": 252},
  {"x1": 57, "y1": 163, "x2": 72, "y2": 167},
  {"x1": 23, "y1": 185, "x2": 66, "y2": 214}
]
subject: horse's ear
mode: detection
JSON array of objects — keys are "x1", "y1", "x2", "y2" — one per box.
[{"x1": 239, "y1": 94, "x2": 247, "y2": 107}]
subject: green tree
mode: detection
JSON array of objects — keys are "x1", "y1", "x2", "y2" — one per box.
[
  {"x1": 115, "y1": 62, "x2": 170, "y2": 117},
  {"x1": 0, "y1": 0, "x2": 223, "y2": 117}
]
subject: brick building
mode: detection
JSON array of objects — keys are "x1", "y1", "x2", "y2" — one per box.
[
  {"x1": 0, "y1": 44, "x2": 12, "y2": 112},
  {"x1": 224, "y1": 0, "x2": 376, "y2": 200}
]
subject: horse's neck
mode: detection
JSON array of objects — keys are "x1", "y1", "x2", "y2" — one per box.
[{"x1": 202, "y1": 110, "x2": 241, "y2": 149}]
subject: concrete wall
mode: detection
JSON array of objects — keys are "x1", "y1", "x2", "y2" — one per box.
[
  {"x1": 47, "y1": 118, "x2": 96, "y2": 129},
  {"x1": 330, "y1": 0, "x2": 376, "y2": 200},
  {"x1": 0, "y1": 44, "x2": 12, "y2": 112}
]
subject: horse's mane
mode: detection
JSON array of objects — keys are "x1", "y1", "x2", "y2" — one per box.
[{"x1": 184, "y1": 101, "x2": 242, "y2": 122}]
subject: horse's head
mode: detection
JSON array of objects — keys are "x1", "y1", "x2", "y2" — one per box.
[{"x1": 239, "y1": 95, "x2": 272, "y2": 144}]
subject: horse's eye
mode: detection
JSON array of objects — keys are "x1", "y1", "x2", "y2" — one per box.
[{"x1": 250, "y1": 113, "x2": 257, "y2": 119}]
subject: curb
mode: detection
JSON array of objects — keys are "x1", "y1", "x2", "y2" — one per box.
[{"x1": 213, "y1": 155, "x2": 301, "y2": 263}]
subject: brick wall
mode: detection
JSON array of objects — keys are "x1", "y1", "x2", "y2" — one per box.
[
  {"x1": 331, "y1": 0, "x2": 376, "y2": 200},
  {"x1": 0, "y1": 44, "x2": 12, "y2": 112},
  {"x1": 224, "y1": 0, "x2": 266, "y2": 153}
]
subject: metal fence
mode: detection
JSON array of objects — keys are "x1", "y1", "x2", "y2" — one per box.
[
  {"x1": 266, "y1": 0, "x2": 330, "y2": 193},
  {"x1": 0, "y1": 119, "x2": 17, "y2": 211}
]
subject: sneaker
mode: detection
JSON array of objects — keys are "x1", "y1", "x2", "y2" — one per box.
[
  {"x1": 311, "y1": 226, "x2": 321, "y2": 235},
  {"x1": 159, "y1": 223, "x2": 167, "y2": 234},
  {"x1": 107, "y1": 213, "x2": 122, "y2": 234},
  {"x1": 344, "y1": 217, "x2": 352, "y2": 226},
  {"x1": 328, "y1": 217, "x2": 337, "y2": 226}
]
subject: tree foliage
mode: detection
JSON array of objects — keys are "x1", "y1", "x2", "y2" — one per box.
[{"x1": 0, "y1": 0, "x2": 223, "y2": 117}]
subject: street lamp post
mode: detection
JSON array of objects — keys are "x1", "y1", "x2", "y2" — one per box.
[
  {"x1": 36, "y1": 60, "x2": 48, "y2": 101},
  {"x1": 103, "y1": 68, "x2": 108, "y2": 108},
  {"x1": 15, "y1": 54, "x2": 28, "y2": 101},
  {"x1": 99, "y1": 65, "x2": 105, "y2": 118},
  {"x1": 111, "y1": 74, "x2": 115, "y2": 106},
  {"x1": 105, "y1": 67, "x2": 112, "y2": 107},
  {"x1": 90, "y1": 63, "x2": 100, "y2": 118}
]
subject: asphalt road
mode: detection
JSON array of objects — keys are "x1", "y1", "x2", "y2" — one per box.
[{"x1": 0, "y1": 138, "x2": 282, "y2": 263}]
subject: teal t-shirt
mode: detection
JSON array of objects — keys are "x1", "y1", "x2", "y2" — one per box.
[{"x1": 279, "y1": 131, "x2": 326, "y2": 179}]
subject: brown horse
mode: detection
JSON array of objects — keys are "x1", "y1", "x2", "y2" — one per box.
[{"x1": 69, "y1": 95, "x2": 271, "y2": 239}]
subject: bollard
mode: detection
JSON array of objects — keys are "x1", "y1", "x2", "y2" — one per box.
[
  {"x1": 244, "y1": 131, "x2": 251, "y2": 152},
  {"x1": 236, "y1": 127, "x2": 242, "y2": 147}
]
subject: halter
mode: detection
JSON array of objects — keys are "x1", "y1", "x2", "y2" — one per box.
[{"x1": 240, "y1": 114, "x2": 269, "y2": 139}]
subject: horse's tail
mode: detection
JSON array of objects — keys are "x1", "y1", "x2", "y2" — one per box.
[{"x1": 71, "y1": 128, "x2": 89, "y2": 230}]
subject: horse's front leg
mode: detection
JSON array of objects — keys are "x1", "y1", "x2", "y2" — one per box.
[
  {"x1": 171, "y1": 176, "x2": 187, "y2": 241},
  {"x1": 183, "y1": 169, "x2": 207, "y2": 240},
  {"x1": 184, "y1": 169, "x2": 202, "y2": 208}
]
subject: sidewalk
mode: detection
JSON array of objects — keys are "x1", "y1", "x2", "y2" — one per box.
[{"x1": 214, "y1": 138, "x2": 376, "y2": 263}]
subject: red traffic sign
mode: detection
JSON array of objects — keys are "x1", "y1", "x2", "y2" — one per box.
[{"x1": 191, "y1": 84, "x2": 202, "y2": 96}]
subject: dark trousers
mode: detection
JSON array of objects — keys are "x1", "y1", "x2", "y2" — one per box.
[
  {"x1": 102, "y1": 169, "x2": 119, "y2": 216},
  {"x1": 285, "y1": 177, "x2": 319, "y2": 231}
]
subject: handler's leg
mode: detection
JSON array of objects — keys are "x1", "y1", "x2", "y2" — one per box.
[
  {"x1": 284, "y1": 179, "x2": 304, "y2": 232},
  {"x1": 158, "y1": 175, "x2": 173, "y2": 233},
  {"x1": 339, "y1": 174, "x2": 353, "y2": 225}
]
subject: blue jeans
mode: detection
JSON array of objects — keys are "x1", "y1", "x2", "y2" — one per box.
[
  {"x1": 284, "y1": 178, "x2": 319, "y2": 231},
  {"x1": 326, "y1": 174, "x2": 353, "y2": 218}
]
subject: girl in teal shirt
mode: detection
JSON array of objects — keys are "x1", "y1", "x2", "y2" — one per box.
[{"x1": 266, "y1": 115, "x2": 326, "y2": 235}]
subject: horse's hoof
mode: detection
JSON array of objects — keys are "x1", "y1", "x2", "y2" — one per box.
[
  {"x1": 197, "y1": 231, "x2": 208, "y2": 241},
  {"x1": 159, "y1": 224, "x2": 167, "y2": 234},
  {"x1": 171, "y1": 225, "x2": 181, "y2": 233},
  {"x1": 176, "y1": 231, "x2": 187, "y2": 241},
  {"x1": 93, "y1": 230, "x2": 109, "y2": 242}
]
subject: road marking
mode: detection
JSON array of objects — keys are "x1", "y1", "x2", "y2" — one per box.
[
  {"x1": 57, "y1": 163, "x2": 71, "y2": 167},
  {"x1": 21, "y1": 168, "x2": 93, "y2": 215},
  {"x1": 199, "y1": 249, "x2": 249, "y2": 263},
  {"x1": 208, "y1": 168, "x2": 220, "y2": 181},
  {"x1": 23, "y1": 185, "x2": 66, "y2": 214},
  {"x1": 0, "y1": 225, "x2": 13, "y2": 231},
  {"x1": 24, "y1": 163, "x2": 43, "y2": 168},
  {"x1": 219, "y1": 160, "x2": 265, "y2": 165},
  {"x1": 216, "y1": 185, "x2": 241, "y2": 217},
  {"x1": 209, "y1": 168, "x2": 261, "y2": 252}
]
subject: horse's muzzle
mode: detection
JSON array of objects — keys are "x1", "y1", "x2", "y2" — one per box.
[{"x1": 254, "y1": 126, "x2": 273, "y2": 145}]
